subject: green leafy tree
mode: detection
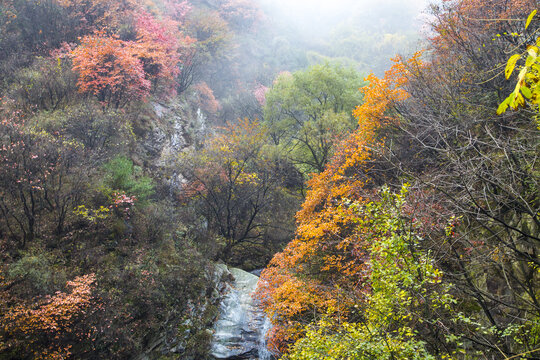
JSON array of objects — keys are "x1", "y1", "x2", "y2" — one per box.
[{"x1": 264, "y1": 62, "x2": 364, "y2": 174}]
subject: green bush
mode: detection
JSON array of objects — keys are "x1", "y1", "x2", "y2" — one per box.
[
  {"x1": 8, "y1": 253, "x2": 53, "y2": 293},
  {"x1": 101, "y1": 155, "x2": 154, "y2": 203}
]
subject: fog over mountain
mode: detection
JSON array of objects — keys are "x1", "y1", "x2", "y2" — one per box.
[
  {"x1": 252, "y1": 0, "x2": 434, "y2": 75},
  {"x1": 258, "y1": 0, "x2": 430, "y2": 33}
]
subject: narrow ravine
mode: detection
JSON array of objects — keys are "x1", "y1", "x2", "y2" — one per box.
[{"x1": 211, "y1": 266, "x2": 273, "y2": 360}]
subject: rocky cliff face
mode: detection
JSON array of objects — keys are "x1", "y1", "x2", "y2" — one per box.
[
  {"x1": 132, "y1": 101, "x2": 273, "y2": 359},
  {"x1": 130, "y1": 98, "x2": 209, "y2": 199},
  {"x1": 136, "y1": 101, "x2": 205, "y2": 164}
]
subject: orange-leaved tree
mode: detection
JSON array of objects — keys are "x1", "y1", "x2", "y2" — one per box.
[
  {"x1": 72, "y1": 32, "x2": 150, "y2": 108},
  {"x1": 256, "y1": 54, "x2": 420, "y2": 354},
  {"x1": 0, "y1": 273, "x2": 96, "y2": 359},
  {"x1": 72, "y1": 8, "x2": 198, "y2": 105}
]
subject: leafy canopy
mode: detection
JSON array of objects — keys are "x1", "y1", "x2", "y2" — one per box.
[{"x1": 263, "y1": 62, "x2": 365, "y2": 173}]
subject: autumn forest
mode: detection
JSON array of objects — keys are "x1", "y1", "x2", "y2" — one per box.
[{"x1": 0, "y1": 0, "x2": 540, "y2": 359}]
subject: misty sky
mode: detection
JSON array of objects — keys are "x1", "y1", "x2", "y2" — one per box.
[
  {"x1": 257, "y1": 0, "x2": 433, "y2": 36},
  {"x1": 261, "y1": 0, "x2": 429, "y2": 16}
]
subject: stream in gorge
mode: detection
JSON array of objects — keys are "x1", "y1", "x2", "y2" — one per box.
[{"x1": 210, "y1": 266, "x2": 274, "y2": 360}]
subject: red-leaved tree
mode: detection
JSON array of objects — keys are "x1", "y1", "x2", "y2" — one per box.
[
  {"x1": 135, "y1": 11, "x2": 196, "y2": 96},
  {"x1": 72, "y1": 32, "x2": 150, "y2": 108}
]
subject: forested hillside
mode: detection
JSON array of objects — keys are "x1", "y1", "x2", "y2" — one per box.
[{"x1": 0, "y1": 0, "x2": 539, "y2": 359}]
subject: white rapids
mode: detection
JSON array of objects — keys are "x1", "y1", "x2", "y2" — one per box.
[{"x1": 210, "y1": 266, "x2": 273, "y2": 360}]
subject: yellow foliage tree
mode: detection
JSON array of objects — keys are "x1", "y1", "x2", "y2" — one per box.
[{"x1": 256, "y1": 53, "x2": 422, "y2": 354}]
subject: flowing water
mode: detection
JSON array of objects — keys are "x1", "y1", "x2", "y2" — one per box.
[{"x1": 210, "y1": 267, "x2": 273, "y2": 360}]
